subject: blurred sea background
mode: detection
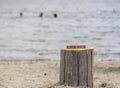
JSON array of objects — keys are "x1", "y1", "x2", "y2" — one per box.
[{"x1": 0, "y1": 0, "x2": 120, "y2": 60}]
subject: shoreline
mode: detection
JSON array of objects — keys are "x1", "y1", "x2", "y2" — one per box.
[
  {"x1": 0, "y1": 58, "x2": 119, "y2": 61},
  {"x1": 0, "y1": 59, "x2": 120, "y2": 88}
]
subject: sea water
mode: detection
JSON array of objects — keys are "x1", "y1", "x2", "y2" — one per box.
[{"x1": 0, "y1": 0, "x2": 120, "y2": 60}]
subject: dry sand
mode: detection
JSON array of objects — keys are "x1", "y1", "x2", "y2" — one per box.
[{"x1": 0, "y1": 59, "x2": 120, "y2": 88}]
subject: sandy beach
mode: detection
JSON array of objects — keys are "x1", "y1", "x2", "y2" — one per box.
[{"x1": 0, "y1": 59, "x2": 120, "y2": 88}]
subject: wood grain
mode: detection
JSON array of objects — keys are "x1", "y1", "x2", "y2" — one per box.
[{"x1": 60, "y1": 45, "x2": 93, "y2": 88}]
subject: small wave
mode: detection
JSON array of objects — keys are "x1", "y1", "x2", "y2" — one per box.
[
  {"x1": 92, "y1": 37, "x2": 102, "y2": 40},
  {"x1": 73, "y1": 36, "x2": 88, "y2": 39},
  {"x1": 28, "y1": 39, "x2": 46, "y2": 42},
  {"x1": 111, "y1": 52, "x2": 120, "y2": 55},
  {"x1": 0, "y1": 45, "x2": 7, "y2": 47}
]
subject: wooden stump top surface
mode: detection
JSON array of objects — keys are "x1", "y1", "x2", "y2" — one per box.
[{"x1": 61, "y1": 45, "x2": 93, "y2": 51}]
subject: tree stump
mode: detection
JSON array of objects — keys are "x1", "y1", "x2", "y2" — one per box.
[{"x1": 60, "y1": 45, "x2": 93, "y2": 88}]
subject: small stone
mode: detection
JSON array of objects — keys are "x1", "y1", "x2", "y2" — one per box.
[
  {"x1": 118, "y1": 67, "x2": 120, "y2": 69},
  {"x1": 44, "y1": 73, "x2": 47, "y2": 76},
  {"x1": 64, "y1": 83, "x2": 67, "y2": 86},
  {"x1": 100, "y1": 82, "x2": 107, "y2": 87}
]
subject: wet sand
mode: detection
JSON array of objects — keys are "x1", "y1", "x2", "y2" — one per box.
[{"x1": 0, "y1": 59, "x2": 120, "y2": 88}]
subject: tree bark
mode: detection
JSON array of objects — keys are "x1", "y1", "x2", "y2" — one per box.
[{"x1": 60, "y1": 45, "x2": 93, "y2": 88}]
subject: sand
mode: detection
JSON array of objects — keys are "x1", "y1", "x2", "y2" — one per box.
[{"x1": 0, "y1": 59, "x2": 120, "y2": 88}]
